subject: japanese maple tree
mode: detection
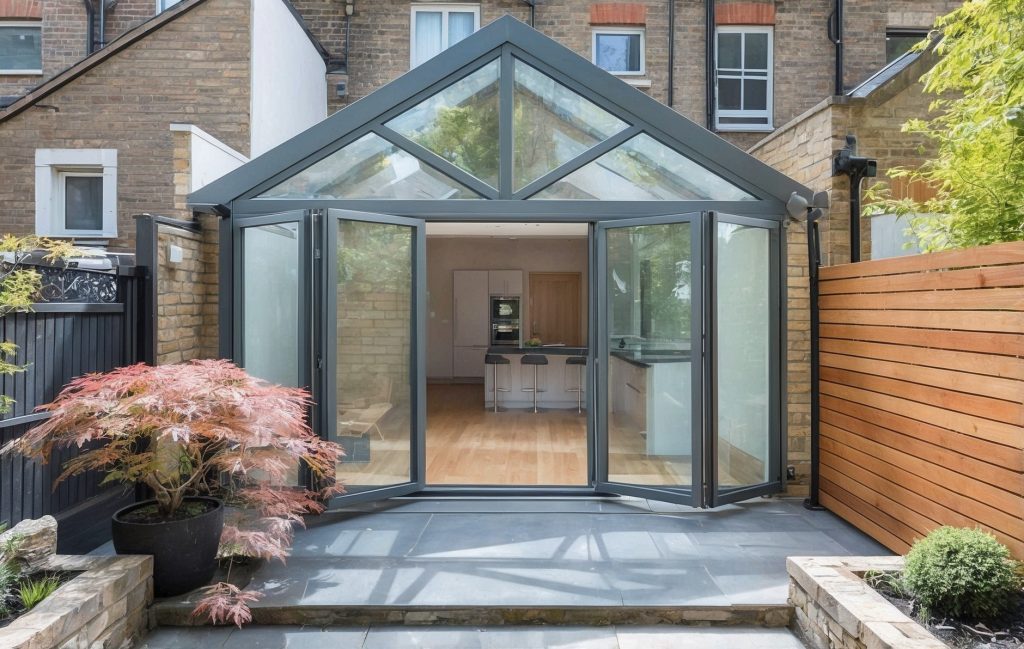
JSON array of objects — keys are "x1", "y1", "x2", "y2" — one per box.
[{"x1": 2, "y1": 359, "x2": 345, "y2": 626}]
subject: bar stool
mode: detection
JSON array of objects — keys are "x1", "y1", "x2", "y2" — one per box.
[
  {"x1": 566, "y1": 356, "x2": 587, "y2": 414},
  {"x1": 520, "y1": 354, "x2": 548, "y2": 413},
  {"x1": 484, "y1": 354, "x2": 511, "y2": 413}
]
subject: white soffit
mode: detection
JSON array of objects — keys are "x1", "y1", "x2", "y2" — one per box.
[{"x1": 425, "y1": 222, "x2": 589, "y2": 238}]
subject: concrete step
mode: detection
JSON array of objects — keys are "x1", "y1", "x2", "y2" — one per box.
[
  {"x1": 139, "y1": 624, "x2": 808, "y2": 649},
  {"x1": 151, "y1": 601, "x2": 793, "y2": 627}
]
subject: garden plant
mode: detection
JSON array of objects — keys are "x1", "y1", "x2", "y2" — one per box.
[{"x1": 2, "y1": 359, "x2": 345, "y2": 626}]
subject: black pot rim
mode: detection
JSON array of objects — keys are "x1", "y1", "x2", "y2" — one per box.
[{"x1": 112, "y1": 495, "x2": 223, "y2": 526}]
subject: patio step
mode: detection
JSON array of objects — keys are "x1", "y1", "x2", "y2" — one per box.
[
  {"x1": 151, "y1": 602, "x2": 793, "y2": 628},
  {"x1": 140, "y1": 624, "x2": 808, "y2": 649}
]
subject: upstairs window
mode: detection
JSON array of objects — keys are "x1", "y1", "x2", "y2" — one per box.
[
  {"x1": 157, "y1": 0, "x2": 185, "y2": 12},
  {"x1": 0, "y1": 21, "x2": 41, "y2": 74},
  {"x1": 410, "y1": 4, "x2": 480, "y2": 68},
  {"x1": 715, "y1": 26, "x2": 773, "y2": 132},
  {"x1": 886, "y1": 29, "x2": 928, "y2": 64},
  {"x1": 592, "y1": 28, "x2": 645, "y2": 76}
]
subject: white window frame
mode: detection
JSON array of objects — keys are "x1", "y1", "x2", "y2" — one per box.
[
  {"x1": 156, "y1": 0, "x2": 184, "y2": 12},
  {"x1": 0, "y1": 20, "x2": 43, "y2": 75},
  {"x1": 591, "y1": 27, "x2": 646, "y2": 76},
  {"x1": 714, "y1": 25, "x2": 773, "y2": 132},
  {"x1": 409, "y1": 3, "x2": 481, "y2": 68},
  {"x1": 35, "y1": 149, "x2": 118, "y2": 238}
]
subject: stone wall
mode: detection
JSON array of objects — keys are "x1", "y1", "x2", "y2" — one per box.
[
  {"x1": 0, "y1": 517, "x2": 153, "y2": 649},
  {"x1": 337, "y1": 282, "x2": 412, "y2": 408},
  {"x1": 788, "y1": 556, "x2": 945, "y2": 649},
  {"x1": 0, "y1": 0, "x2": 252, "y2": 251}
]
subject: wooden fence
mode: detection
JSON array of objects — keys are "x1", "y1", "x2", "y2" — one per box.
[
  {"x1": 817, "y1": 241, "x2": 1024, "y2": 558},
  {"x1": 0, "y1": 266, "x2": 146, "y2": 551}
]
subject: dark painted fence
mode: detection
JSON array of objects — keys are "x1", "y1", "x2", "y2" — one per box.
[{"x1": 0, "y1": 265, "x2": 147, "y2": 551}]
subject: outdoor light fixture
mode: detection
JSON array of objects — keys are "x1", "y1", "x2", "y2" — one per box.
[
  {"x1": 345, "y1": 1, "x2": 354, "y2": 16},
  {"x1": 833, "y1": 134, "x2": 877, "y2": 263},
  {"x1": 167, "y1": 244, "x2": 184, "y2": 265}
]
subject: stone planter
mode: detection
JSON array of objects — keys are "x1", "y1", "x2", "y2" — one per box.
[
  {"x1": 788, "y1": 556, "x2": 946, "y2": 649},
  {"x1": 0, "y1": 516, "x2": 153, "y2": 649}
]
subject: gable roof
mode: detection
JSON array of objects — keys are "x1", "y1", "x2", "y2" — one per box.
[
  {"x1": 190, "y1": 15, "x2": 811, "y2": 211},
  {"x1": 0, "y1": 0, "x2": 328, "y2": 121}
]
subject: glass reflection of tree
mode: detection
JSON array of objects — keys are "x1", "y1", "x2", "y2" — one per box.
[
  {"x1": 338, "y1": 220, "x2": 412, "y2": 292},
  {"x1": 413, "y1": 102, "x2": 500, "y2": 185},
  {"x1": 608, "y1": 224, "x2": 691, "y2": 344}
]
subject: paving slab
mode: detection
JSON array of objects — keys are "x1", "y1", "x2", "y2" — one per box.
[
  {"x1": 138, "y1": 625, "x2": 806, "y2": 649},
  {"x1": 140, "y1": 496, "x2": 887, "y2": 619}
]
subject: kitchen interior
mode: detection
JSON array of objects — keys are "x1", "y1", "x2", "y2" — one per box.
[
  {"x1": 423, "y1": 221, "x2": 697, "y2": 488},
  {"x1": 425, "y1": 222, "x2": 590, "y2": 486}
]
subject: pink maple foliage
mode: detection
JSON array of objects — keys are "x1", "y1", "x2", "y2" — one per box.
[{"x1": 2, "y1": 359, "x2": 345, "y2": 627}]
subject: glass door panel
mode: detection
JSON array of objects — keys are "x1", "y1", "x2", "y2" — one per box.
[
  {"x1": 596, "y1": 213, "x2": 702, "y2": 505},
  {"x1": 327, "y1": 210, "x2": 426, "y2": 503},
  {"x1": 711, "y1": 213, "x2": 781, "y2": 505},
  {"x1": 236, "y1": 211, "x2": 309, "y2": 488}
]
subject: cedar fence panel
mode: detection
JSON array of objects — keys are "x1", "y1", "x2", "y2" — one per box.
[{"x1": 817, "y1": 241, "x2": 1024, "y2": 558}]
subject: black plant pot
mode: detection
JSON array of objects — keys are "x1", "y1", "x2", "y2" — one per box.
[{"x1": 111, "y1": 496, "x2": 224, "y2": 598}]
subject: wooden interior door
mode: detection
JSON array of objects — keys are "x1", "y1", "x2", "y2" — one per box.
[{"x1": 529, "y1": 272, "x2": 581, "y2": 346}]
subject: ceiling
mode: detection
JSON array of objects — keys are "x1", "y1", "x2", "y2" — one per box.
[{"x1": 425, "y1": 222, "x2": 589, "y2": 238}]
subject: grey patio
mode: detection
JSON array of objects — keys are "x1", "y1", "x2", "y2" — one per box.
[{"x1": 138, "y1": 496, "x2": 886, "y2": 612}]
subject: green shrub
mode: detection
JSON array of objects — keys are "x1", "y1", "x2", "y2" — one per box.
[
  {"x1": 17, "y1": 575, "x2": 60, "y2": 611},
  {"x1": 903, "y1": 527, "x2": 1022, "y2": 620}
]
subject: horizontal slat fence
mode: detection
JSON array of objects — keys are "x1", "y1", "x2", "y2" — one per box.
[
  {"x1": 0, "y1": 269, "x2": 144, "y2": 546},
  {"x1": 817, "y1": 241, "x2": 1024, "y2": 558}
]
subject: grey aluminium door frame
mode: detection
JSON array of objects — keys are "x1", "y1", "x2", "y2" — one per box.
[
  {"x1": 324, "y1": 209, "x2": 428, "y2": 505},
  {"x1": 706, "y1": 211, "x2": 786, "y2": 507},
  {"x1": 593, "y1": 212, "x2": 705, "y2": 507}
]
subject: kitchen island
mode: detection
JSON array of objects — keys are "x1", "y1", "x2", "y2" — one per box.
[
  {"x1": 483, "y1": 346, "x2": 588, "y2": 410},
  {"x1": 608, "y1": 348, "x2": 692, "y2": 457}
]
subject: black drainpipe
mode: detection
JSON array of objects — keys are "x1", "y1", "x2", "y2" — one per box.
[
  {"x1": 667, "y1": 0, "x2": 675, "y2": 108},
  {"x1": 803, "y1": 206, "x2": 824, "y2": 510},
  {"x1": 705, "y1": 0, "x2": 715, "y2": 129},
  {"x1": 828, "y1": 0, "x2": 844, "y2": 94},
  {"x1": 97, "y1": 0, "x2": 106, "y2": 50},
  {"x1": 522, "y1": 0, "x2": 535, "y2": 27},
  {"x1": 82, "y1": 0, "x2": 95, "y2": 54}
]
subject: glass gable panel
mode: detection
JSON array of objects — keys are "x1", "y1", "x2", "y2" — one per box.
[
  {"x1": 386, "y1": 60, "x2": 500, "y2": 187},
  {"x1": 531, "y1": 133, "x2": 756, "y2": 201},
  {"x1": 513, "y1": 59, "x2": 629, "y2": 191},
  {"x1": 259, "y1": 132, "x2": 482, "y2": 200}
]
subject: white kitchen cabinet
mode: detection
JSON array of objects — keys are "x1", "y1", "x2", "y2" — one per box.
[
  {"x1": 488, "y1": 270, "x2": 522, "y2": 296},
  {"x1": 453, "y1": 345, "x2": 488, "y2": 378},
  {"x1": 453, "y1": 270, "x2": 489, "y2": 347}
]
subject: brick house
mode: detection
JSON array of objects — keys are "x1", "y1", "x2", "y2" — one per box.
[{"x1": 0, "y1": 1, "x2": 965, "y2": 498}]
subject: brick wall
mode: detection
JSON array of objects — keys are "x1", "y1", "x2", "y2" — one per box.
[
  {"x1": 337, "y1": 283, "x2": 412, "y2": 407},
  {"x1": 0, "y1": 0, "x2": 252, "y2": 250},
  {"x1": 746, "y1": 61, "x2": 939, "y2": 493}
]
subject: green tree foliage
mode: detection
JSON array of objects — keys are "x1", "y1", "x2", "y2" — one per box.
[
  {"x1": 865, "y1": 0, "x2": 1024, "y2": 251},
  {"x1": 0, "y1": 236, "x2": 78, "y2": 414}
]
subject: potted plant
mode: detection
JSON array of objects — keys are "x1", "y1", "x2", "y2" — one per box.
[{"x1": 1, "y1": 360, "x2": 343, "y2": 616}]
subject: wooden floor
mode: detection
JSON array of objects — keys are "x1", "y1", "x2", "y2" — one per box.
[{"x1": 335, "y1": 383, "x2": 695, "y2": 487}]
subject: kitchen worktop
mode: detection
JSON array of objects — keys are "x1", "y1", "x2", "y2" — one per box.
[
  {"x1": 487, "y1": 346, "x2": 588, "y2": 356},
  {"x1": 610, "y1": 349, "x2": 692, "y2": 367}
]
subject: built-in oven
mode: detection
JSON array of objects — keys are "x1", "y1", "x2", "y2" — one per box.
[
  {"x1": 490, "y1": 296, "x2": 521, "y2": 346},
  {"x1": 491, "y1": 296, "x2": 520, "y2": 321}
]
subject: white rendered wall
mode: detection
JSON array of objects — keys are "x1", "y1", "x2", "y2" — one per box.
[
  {"x1": 170, "y1": 124, "x2": 248, "y2": 193},
  {"x1": 250, "y1": 0, "x2": 327, "y2": 157}
]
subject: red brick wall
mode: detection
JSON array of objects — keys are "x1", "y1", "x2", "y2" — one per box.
[{"x1": 0, "y1": 0, "x2": 252, "y2": 250}]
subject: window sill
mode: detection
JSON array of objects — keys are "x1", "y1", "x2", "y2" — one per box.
[
  {"x1": 0, "y1": 70, "x2": 42, "y2": 75},
  {"x1": 714, "y1": 125, "x2": 774, "y2": 133},
  {"x1": 621, "y1": 78, "x2": 652, "y2": 89}
]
